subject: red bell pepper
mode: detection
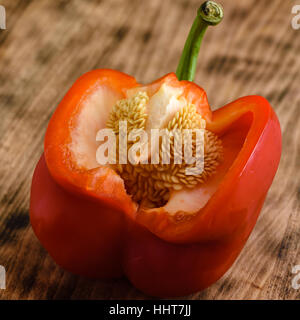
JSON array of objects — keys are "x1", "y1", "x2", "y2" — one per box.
[{"x1": 30, "y1": 1, "x2": 281, "y2": 297}]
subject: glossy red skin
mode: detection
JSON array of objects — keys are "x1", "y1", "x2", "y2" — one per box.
[
  {"x1": 124, "y1": 100, "x2": 281, "y2": 296},
  {"x1": 31, "y1": 156, "x2": 126, "y2": 278},
  {"x1": 30, "y1": 69, "x2": 282, "y2": 297}
]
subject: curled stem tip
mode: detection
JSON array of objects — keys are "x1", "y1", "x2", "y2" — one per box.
[
  {"x1": 176, "y1": 1, "x2": 223, "y2": 81},
  {"x1": 198, "y1": 1, "x2": 223, "y2": 26}
]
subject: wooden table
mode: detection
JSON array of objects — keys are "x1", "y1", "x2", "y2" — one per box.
[{"x1": 0, "y1": 0, "x2": 299, "y2": 300}]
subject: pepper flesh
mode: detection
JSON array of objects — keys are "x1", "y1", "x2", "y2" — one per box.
[{"x1": 30, "y1": 69, "x2": 281, "y2": 297}]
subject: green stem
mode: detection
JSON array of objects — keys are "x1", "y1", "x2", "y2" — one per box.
[{"x1": 176, "y1": 1, "x2": 223, "y2": 81}]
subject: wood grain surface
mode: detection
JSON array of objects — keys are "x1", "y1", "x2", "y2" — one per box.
[{"x1": 0, "y1": 0, "x2": 299, "y2": 300}]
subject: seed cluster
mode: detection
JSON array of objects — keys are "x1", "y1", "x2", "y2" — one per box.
[{"x1": 106, "y1": 91, "x2": 223, "y2": 208}]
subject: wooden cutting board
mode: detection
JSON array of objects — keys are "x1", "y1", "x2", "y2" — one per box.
[{"x1": 0, "y1": 0, "x2": 299, "y2": 299}]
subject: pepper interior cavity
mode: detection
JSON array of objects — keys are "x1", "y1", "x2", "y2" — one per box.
[{"x1": 105, "y1": 84, "x2": 223, "y2": 208}]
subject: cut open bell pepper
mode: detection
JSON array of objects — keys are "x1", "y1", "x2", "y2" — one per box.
[{"x1": 30, "y1": 1, "x2": 282, "y2": 297}]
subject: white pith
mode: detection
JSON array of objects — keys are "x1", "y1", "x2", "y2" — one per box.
[{"x1": 69, "y1": 85, "x2": 122, "y2": 169}]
